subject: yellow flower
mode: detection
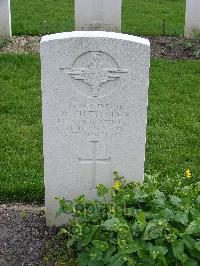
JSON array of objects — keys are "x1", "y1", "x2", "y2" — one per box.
[
  {"x1": 113, "y1": 180, "x2": 122, "y2": 191},
  {"x1": 109, "y1": 207, "x2": 115, "y2": 214},
  {"x1": 184, "y1": 169, "x2": 192, "y2": 179}
]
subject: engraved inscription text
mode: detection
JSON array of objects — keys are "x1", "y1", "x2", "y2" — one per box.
[{"x1": 58, "y1": 102, "x2": 129, "y2": 138}]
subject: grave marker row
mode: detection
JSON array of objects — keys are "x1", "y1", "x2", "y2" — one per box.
[{"x1": 1, "y1": 0, "x2": 200, "y2": 38}]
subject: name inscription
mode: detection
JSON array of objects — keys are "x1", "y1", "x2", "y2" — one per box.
[{"x1": 57, "y1": 102, "x2": 129, "y2": 137}]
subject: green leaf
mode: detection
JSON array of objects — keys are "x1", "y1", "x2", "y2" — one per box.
[
  {"x1": 87, "y1": 202, "x2": 101, "y2": 221},
  {"x1": 127, "y1": 257, "x2": 136, "y2": 266},
  {"x1": 186, "y1": 220, "x2": 200, "y2": 235},
  {"x1": 161, "y1": 208, "x2": 174, "y2": 221},
  {"x1": 55, "y1": 198, "x2": 73, "y2": 217},
  {"x1": 88, "y1": 261, "x2": 102, "y2": 266},
  {"x1": 119, "y1": 240, "x2": 143, "y2": 255},
  {"x1": 174, "y1": 210, "x2": 188, "y2": 225},
  {"x1": 144, "y1": 174, "x2": 157, "y2": 193},
  {"x1": 196, "y1": 195, "x2": 200, "y2": 204},
  {"x1": 122, "y1": 256, "x2": 136, "y2": 265},
  {"x1": 137, "y1": 258, "x2": 155, "y2": 265},
  {"x1": 92, "y1": 240, "x2": 109, "y2": 251},
  {"x1": 136, "y1": 242, "x2": 152, "y2": 259},
  {"x1": 195, "y1": 241, "x2": 200, "y2": 251},
  {"x1": 75, "y1": 195, "x2": 87, "y2": 207},
  {"x1": 190, "y1": 208, "x2": 200, "y2": 218},
  {"x1": 157, "y1": 255, "x2": 168, "y2": 266},
  {"x1": 103, "y1": 246, "x2": 117, "y2": 264},
  {"x1": 152, "y1": 197, "x2": 165, "y2": 210},
  {"x1": 172, "y1": 240, "x2": 188, "y2": 263},
  {"x1": 117, "y1": 225, "x2": 133, "y2": 243},
  {"x1": 131, "y1": 222, "x2": 144, "y2": 238},
  {"x1": 124, "y1": 207, "x2": 135, "y2": 217},
  {"x1": 182, "y1": 235, "x2": 195, "y2": 249},
  {"x1": 77, "y1": 251, "x2": 90, "y2": 266},
  {"x1": 96, "y1": 184, "x2": 109, "y2": 197},
  {"x1": 143, "y1": 221, "x2": 162, "y2": 240},
  {"x1": 108, "y1": 253, "x2": 126, "y2": 266},
  {"x1": 137, "y1": 211, "x2": 146, "y2": 224},
  {"x1": 67, "y1": 238, "x2": 76, "y2": 249},
  {"x1": 89, "y1": 247, "x2": 103, "y2": 261},
  {"x1": 152, "y1": 190, "x2": 166, "y2": 209},
  {"x1": 82, "y1": 225, "x2": 99, "y2": 246},
  {"x1": 183, "y1": 258, "x2": 198, "y2": 266},
  {"x1": 189, "y1": 249, "x2": 200, "y2": 261},
  {"x1": 103, "y1": 218, "x2": 121, "y2": 231},
  {"x1": 170, "y1": 195, "x2": 181, "y2": 206},
  {"x1": 149, "y1": 245, "x2": 168, "y2": 259}
]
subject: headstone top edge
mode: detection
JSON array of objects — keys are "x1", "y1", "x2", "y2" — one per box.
[{"x1": 40, "y1": 31, "x2": 150, "y2": 47}]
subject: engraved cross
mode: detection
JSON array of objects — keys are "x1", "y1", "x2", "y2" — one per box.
[{"x1": 78, "y1": 141, "x2": 111, "y2": 189}]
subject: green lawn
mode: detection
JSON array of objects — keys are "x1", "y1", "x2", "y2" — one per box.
[
  {"x1": 122, "y1": 0, "x2": 185, "y2": 36},
  {"x1": 0, "y1": 54, "x2": 199, "y2": 203},
  {"x1": 11, "y1": 0, "x2": 74, "y2": 36},
  {"x1": 0, "y1": 55, "x2": 43, "y2": 202},
  {"x1": 146, "y1": 59, "x2": 200, "y2": 179},
  {"x1": 11, "y1": 0, "x2": 185, "y2": 36}
]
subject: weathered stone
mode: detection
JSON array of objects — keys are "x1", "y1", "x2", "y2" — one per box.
[
  {"x1": 40, "y1": 31, "x2": 150, "y2": 225},
  {"x1": 0, "y1": 0, "x2": 11, "y2": 37},
  {"x1": 75, "y1": 0, "x2": 122, "y2": 32}
]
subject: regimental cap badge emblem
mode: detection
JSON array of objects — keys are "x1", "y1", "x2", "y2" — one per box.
[{"x1": 60, "y1": 51, "x2": 129, "y2": 98}]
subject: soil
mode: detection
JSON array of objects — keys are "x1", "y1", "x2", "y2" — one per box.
[
  {"x1": 0, "y1": 36, "x2": 40, "y2": 55},
  {"x1": 0, "y1": 204, "x2": 57, "y2": 266},
  {"x1": 0, "y1": 35, "x2": 200, "y2": 60},
  {"x1": 149, "y1": 36, "x2": 200, "y2": 60}
]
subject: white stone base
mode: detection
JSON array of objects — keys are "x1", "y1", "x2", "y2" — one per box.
[{"x1": 185, "y1": 0, "x2": 200, "y2": 38}]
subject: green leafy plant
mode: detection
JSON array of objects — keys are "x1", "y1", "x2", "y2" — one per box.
[{"x1": 54, "y1": 172, "x2": 200, "y2": 266}]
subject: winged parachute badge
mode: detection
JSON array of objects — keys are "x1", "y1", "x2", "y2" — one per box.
[{"x1": 60, "y1": 52, "x2": 128, "y2": 97}]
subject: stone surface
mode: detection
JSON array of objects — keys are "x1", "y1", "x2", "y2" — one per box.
[
  {"x1": 0, "y1": 0, "x2": 11, "y2": 37},
  {"x1": 40, "y1": 31, "x2": 150, "y2": 226},
  {"x1": 75, "y1": 0, "x2": 122, "y2": 32},
  {"x1": 185, "y1": 0, "x2": 200, "y2": 38}
]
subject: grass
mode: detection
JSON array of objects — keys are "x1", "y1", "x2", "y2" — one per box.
[
  {"x1": 146, "y1": 59, "x2": 200, "y2": 179},
  {"x1": 0, "y1": 54, "x2": 199, "y2": 203},
  {"x1": 11, "y1": 0, "x2": 185, "y2": 36},
  {"x1": 11, "y1": 0, "x2": 74, "y2": 36},
  {"x1": 0, "y1": 55, "x2": 43, "y2": 202},
  {"x1": 122, "y1": 0, "x2": 185, "y2": 36}
]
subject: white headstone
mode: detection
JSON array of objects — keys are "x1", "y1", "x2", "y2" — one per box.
[
  {"x1": 75, "y1": 0, "x2": 122, "y2": 32},
  {"x1": 185, "y1": 0, "x2": 200, "y2": 38},
  {"x1": 0, "y1": 0, "x2": 11, "y2": 37},
  {"x1": 40, "y1": 31, "x2": 150, "y2": 226}
]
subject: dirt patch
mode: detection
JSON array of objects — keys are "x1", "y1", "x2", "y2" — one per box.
[
  {"x1": 0, "y1": 35, "x2": 200, "y2": 60},
  {"x1": 0, "y1": 36, "x2": 40, "y2": 55},
  {"x1": 149, "y1": 36, "x2": 200, "y2": 60},
  {"x1": 0, "y1": 204, "x2": 57, "y2": 265}
]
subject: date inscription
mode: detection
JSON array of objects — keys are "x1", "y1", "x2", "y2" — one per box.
[{"x1": 57, "y1": 102, "x2": 129, "y2": 137}]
